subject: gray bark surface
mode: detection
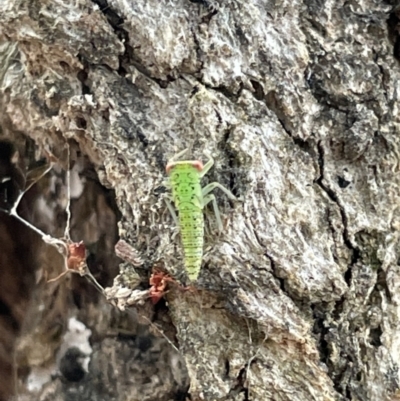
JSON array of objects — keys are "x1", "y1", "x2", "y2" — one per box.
[{"x1": 0, "y1": 0, "x2": 399, "y2": 400}]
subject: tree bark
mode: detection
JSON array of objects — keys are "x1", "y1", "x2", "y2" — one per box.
[{"x1": 0, "y1": 0, "x2": 399, "y2": 400}]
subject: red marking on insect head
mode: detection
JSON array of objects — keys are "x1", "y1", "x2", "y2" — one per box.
[
  {"x1": 166, "y1": 160, "x2": 204, "y2": 174},
  {"x1": 191, "y1": 161, "x2": 203, "y2": 171},
  {"x1": 166, "y1": 163, "x2": 174, "y2": 174}
]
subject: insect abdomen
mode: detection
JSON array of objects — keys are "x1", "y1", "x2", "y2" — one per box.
[
  {"x1": 169, "y1": 163, "x2": 204, "y2": 281},
  {"x1": 179, "y1": 203, "x2": 204, "y2": 280}
]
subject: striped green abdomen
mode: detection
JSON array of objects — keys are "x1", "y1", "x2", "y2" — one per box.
[
  {"x1": 169, "y1": 163, "x2": 204, "y2": 281},
  {"x1": 179, "y1": 203, "x2": 204, "y2": 280}
]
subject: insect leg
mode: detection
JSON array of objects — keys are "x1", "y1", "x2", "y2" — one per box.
[
  {"x1": 161, "y1": 179, "x2": 171, "y2": 188},
  {"x1": 202, "y1": 194, "x2": 223, "y2": 232},
  {"x1": 202, "y1": 182, "x2": 236, "y2": 200},
  {"x1": 199, "y1": 153, "x2": 214, "y2": 177},
  {"x1": 164, "y1": 195, "x2": 179, "y2": 225},
  {"x1": 167, "y1": 148, "x2": 189, "y2": 163}
]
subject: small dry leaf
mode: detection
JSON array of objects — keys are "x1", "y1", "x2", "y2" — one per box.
[
  {"x1": 67, "y1": 241, "x2": 87, "y2": 272},
  {"x1": 149, "y1": 270, "x2": 175, "y2": 304}
]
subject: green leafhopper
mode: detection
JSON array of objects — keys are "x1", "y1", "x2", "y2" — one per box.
[{"x1": 165, "y1": 149, "x2": 236, "y2": 281}]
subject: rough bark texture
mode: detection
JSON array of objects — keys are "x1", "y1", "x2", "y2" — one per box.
[{"x1": 0, "y1": 0, "x2": 400, "y2": 400}]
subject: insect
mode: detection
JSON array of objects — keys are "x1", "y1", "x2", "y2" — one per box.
[{"x1": 165, "y1": 148, "x2": 236, "y2": 281}]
